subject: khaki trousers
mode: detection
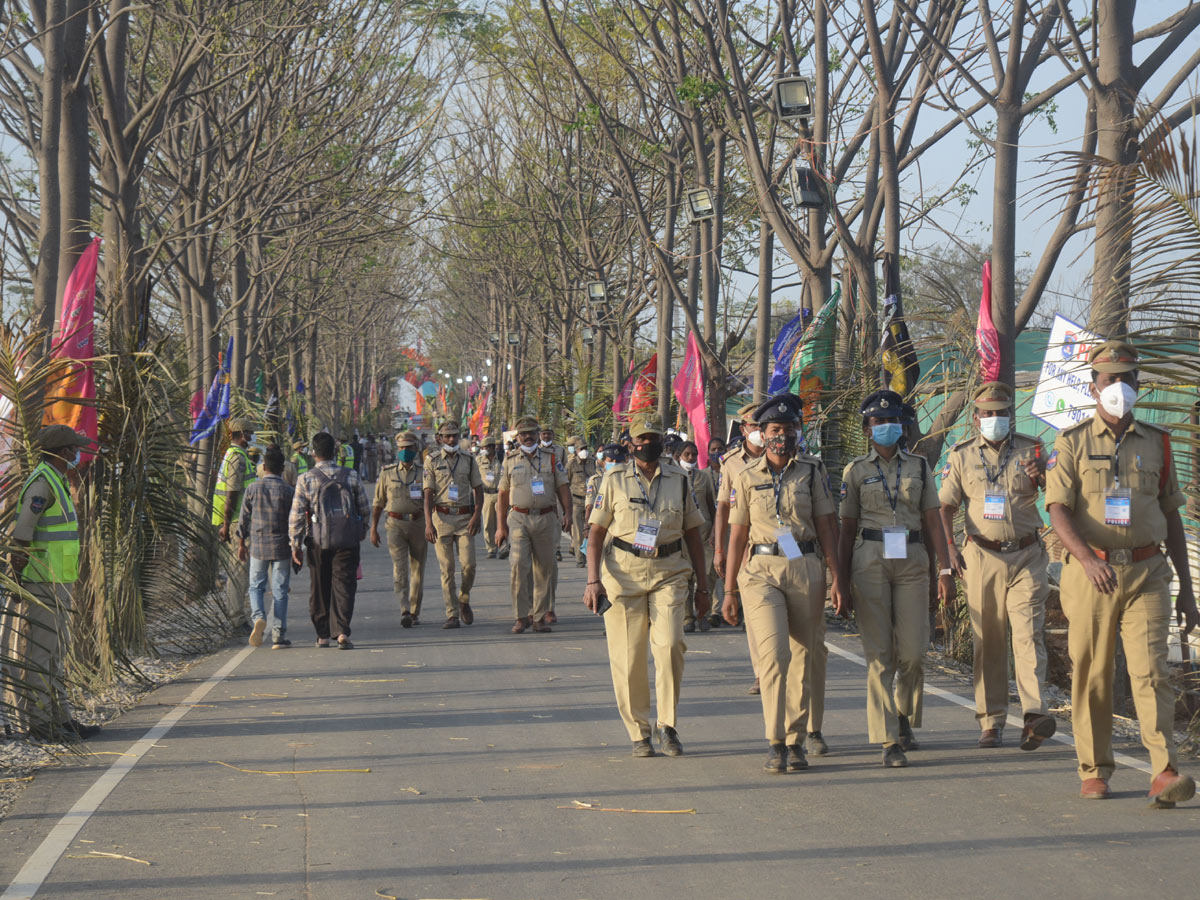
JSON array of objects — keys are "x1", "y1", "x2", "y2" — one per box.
[
  {"x1": 482, "y1": 492, "x2": 503, "y2": 553},
  {"x1": 433, "y1": 512, "x2": 475, "y2": 619},
  {"x1": 225, "y1": 555, "x2": 250, "y2": 627},
  {"x1": 1, "y1": 582, "x2": 71, "y2": 731},
  {"x1": 851, "y1": 537, "x2": 930, "y2": 745},
  {"x1": 509, "y1": 509, "x2": 559, "y2": 621},
  {"x1": 738, "y1": 553, "x2": 826, "y2": 744},
  {"x1": 386, "y1": 516, "x2": 428, "y2": 616},
  {"x1": 1061, "y1": 552, "x2": 1177, "y2": 781},
  {"x1": 964, "y1": 540, "x2": 1049, "y2": 730},
  {"x1": 571, "y1": 495, "x2": 587, "y2": 557},
  {"x1": 601, "y1": 546, "x2": 690, "y2": 741}
]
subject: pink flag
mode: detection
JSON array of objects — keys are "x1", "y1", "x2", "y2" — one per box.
[
  {"x1": 976, "y1": 260, "x2": 1000, "y2": 382},
  {"x1": 189, "y1": 389, "x2": 204, "y2": 424},
  {"x1": 613, "y1": 360, "x2": 641, "y2": 420},
  {"x1": 628, "y1": 354, "x2": 657, "y2": 414},
  {"x1": 672, "y1": 332, "x2": 711, "y2": 467},
  {"x1": 44, "y1": 236, "x2": 100, "y2": 462}
]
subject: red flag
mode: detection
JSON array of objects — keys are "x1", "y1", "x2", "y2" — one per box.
[
  {"x1": 976, "y1": 260, "x2": 1001, "y2": 382},
  {"x1": 672, "y1": 333, "x2": 711, "y2": 467},
  {"x1": 628, "y1": 354, "x2": 657, "y2": 415},
  {"x1": 44, "y1": 236, "x2": 100, "y2": 461}
]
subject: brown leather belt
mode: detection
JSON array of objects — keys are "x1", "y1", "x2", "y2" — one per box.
[
  {"x1": 482, "y1": 487, "x2": 498, "y2": 494},
  {"x1": 435, "y1": 504, "x2": 475, "y2": 515},
  {"x1": 388, "y1": 511, "x2": 422, "y2": 521},
  {"x1": 511, "y1": 506, "x2": 555, "y2": 515},
  {"x1": 969, "y1": 533, "x2": 1038, "y2": 553},
  {"x1": 1092, "y1": 544, "x2": 1160, "y2": 566}
]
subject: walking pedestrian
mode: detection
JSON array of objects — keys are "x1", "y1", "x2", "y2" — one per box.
[
  {"x1": 1046, "y1": 340, "x2": 1198, "y2": 805},
  {"x1": 678, "y1": 441, "x2": 717, "y2": 633},
  {"x1": 212, "y1": 418, "x2": 257, "y2": 629},
  {"x1": 566, "y1": 440, "x2": 596, "y2": 566},
  {"x1": 938, "y1": 382, "x2": 1056, "y2": 749},
  {"x1": 288, "y1": 432, "x2": 369, "y2": 649},
  {"x1": 583, "y1": 414, "x2": 710, "y2": 757},
  {"x1": 237, "y1": 446, "x2": 296, "y2": 649},
  {"x1": 838, "y1": 390, "x2": 955, "y2": 768},
  {"x1": 496, "y1": 416, "x2": 571, "y2": 633},
  {"x1": 479, "y1": 435, "x2": 508, "y2": 559},
  {"x1": 423, "y1": 420, "x2": 483, "y2": 629},
  {"x1": 722, "y1": 394, "x2": 847, "y2": 773},
  {"x1": 370, "y1": 432, "x2": 428, "y2": 627}
]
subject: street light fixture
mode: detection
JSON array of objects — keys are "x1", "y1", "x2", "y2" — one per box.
[
  {"x1": 686, "y1": 187, "x2": 715, "y2": 221},
  {"x1": 465, "y1": 375, "x2": 473, "y2": 382},
  {"x1": 790, "y1": 164, "x2": 825, "y2": 210},
  {"x1": 586, "y1": 280, "x2": 607, "y2": 306},
  {"x1": 456, "y1": 377, "x2": 463, "y2": 384},
  {"x1": 487, "y1": 331, "x2": 500, "y2": 346},
  {"x1": 485, "y1": 358, "x2": 492, "y2": 367},
  {"x1": 581, "y1": 326, "x2": 595, "y2": 345},
  {"x1": 774, "y1": 75, "x2": 813, "y2": 122},
  {"x1": 507, "y1": 330, "x2": 520, "y2": 345}
]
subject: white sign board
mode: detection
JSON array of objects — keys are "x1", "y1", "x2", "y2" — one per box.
[{"x1": 1031, "y1": 314, "x2": 1102, "y2": 431}]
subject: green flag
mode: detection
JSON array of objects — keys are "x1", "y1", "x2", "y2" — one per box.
[{"x1": 788, "y1": 287, "x2": 839, "y2": 400}]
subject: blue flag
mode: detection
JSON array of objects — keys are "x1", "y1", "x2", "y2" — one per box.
[
  {"x1": 190, "y1": 337, "x2": 233, "y2": 445},
  {"x1": 767, "y1": 308, "x2": 809, "y2": 394}
]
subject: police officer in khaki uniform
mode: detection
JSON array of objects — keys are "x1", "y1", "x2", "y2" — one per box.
[
  {"x1": 1046, "y1": 340, "x2": 1198, "y2": 805},
  {"x1": 724, "y1": 395, "x2": 847, "y2": 773},
  {"x1": 370, "y1": 432, "x2": 427, "y2": 628},
  {"x1": 496, "y1": 416, "x2": 571, "y2": 633},
  {"x1": 584, "y1": 414, "x2": 709, "y2": 757},
  {"x1": 479, "y1": 435, "x2": 508, "y2": 559},
  {"x1": 939, "y1": 382, "x2": 1056, "y2": 750},
  {"x1": 422, "y1": 420, "x2": 483, "y2": 629},
  {"x1": 678, "y1": 440, "x2": 717, "y2": 633},
  {"x1": 839, "y1": 389, "x2": 954, "y2": 767},
  {"x1": 566, "y1": 440, "x2": 596, "y2": 566}
]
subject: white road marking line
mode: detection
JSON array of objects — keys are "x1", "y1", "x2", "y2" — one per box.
[
  {"x1": 2, "y1": 645, "x2": 256, "y2": 900},
  {"x1": 825, "y1": 640, "x2": 1153, "y2": 775}
]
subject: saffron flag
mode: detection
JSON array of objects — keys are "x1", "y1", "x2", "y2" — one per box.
[
  {"x1": 976, "y1": 260, "x2": 1001, "y2": 382},
  {"x1": 768, "y1": 308, "x2": 807, "y2": 394},
  {"x1": 469, "y1": 389, "x2": 490, "y2": 437},
  {"x1": 788, "y1": 287, "x2": 839, "y2": 422},
  {"x1": 43, "y1": 236, "x2": 101, "y2": 460},
  {"x1": 879, "y1": 254, "x2": 920, "y2": 397},
  {"x1": 190, "y1": 337, "x2": 234, "y2": 445},
  {"x1": 673, "y1": 333, "x2": 711, "y2": 467},
  {"x1": 628, "y1": 354, "x2": 658, "y2": 415}
]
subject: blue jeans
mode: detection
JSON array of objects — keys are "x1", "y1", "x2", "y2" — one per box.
[{"x1": 248, "y1": 557, "x2": 291, "y2": 638}]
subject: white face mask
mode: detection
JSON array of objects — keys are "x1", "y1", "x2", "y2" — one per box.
[
  {"x1": 679, "y1": 459, "x2": 696, "y2": 471},
  {"x1": 442, "y1": 443, "x2": 458, "y2": 454},
  {"x1": 540, "y1": 438, "x2": 552, "y2": 447},
  {"x1": 1098, "y1": 381, "x2": 1137, "y2": 419},
  {"x1": 747, "y1": 429, "x2": 765, "y2": 448},
  {"x1": 978, "y1": 415, "x2": 1010, "y2": 442},
  {"x1": 520, "y1": 442, "x2": 538, "y2": 454},
  {"x1": 578, "y1": 449, "x2": 588, "y2": 459}
]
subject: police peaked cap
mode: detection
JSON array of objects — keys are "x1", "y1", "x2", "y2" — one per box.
[
  {"x1": 754, "y1": 392, "x2": 804, "y2": 425},
  {"x1": 860, "y1": 389, "x2": 905, "y2": 420}
]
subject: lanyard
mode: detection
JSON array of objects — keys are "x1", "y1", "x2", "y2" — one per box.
[
  {"x1": 978, "y1": 439, "x2": 1014, "y2": 488},
  {"x1": 770, "y1": 466, "x2": 788, "y2": 527},
  {"x1": 873, "y1": 457, "x2": 903, "y2": 515},
  {"x1": 687, "y1": 469, "x2": 699, "y2": 507},
  {"x1": 1112, "y1": 430, "x2": 1130, "y2": 490},
  {"x1": 531, "y1": 451, "x2": 543, "y2": 475},
  {"x1": 633, "y1": 466, "x2": 661, "y2": 513}
]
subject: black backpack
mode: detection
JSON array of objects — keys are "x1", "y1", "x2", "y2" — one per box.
[{"x1": 310, "y1": 467, "x2": 361, "y2": 549}]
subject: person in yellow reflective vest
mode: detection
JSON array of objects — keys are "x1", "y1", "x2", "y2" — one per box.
[
  {"x1": 212, "y1": 419, "x2": 257, "y2": 630},
  {"x1": 287, "y1": 439, "x2": 312, "y2": 487},
  {"x1": 1, "y1": 425, "x2": 100, "y2": 741}
]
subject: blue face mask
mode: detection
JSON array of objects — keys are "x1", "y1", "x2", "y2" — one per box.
[
  {"x1": 398, "y1": 448, "x2": 417, "y2": 464},
  {"x1": 871, "y1": 423, "x2": 903, "y2": 447}
]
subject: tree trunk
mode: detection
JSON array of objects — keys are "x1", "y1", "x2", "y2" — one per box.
[
  {"x1": 56, "y1": 0, "x2": 89, "y2": 328},
  {"x1": 35, "y1": 0, "x2": 66, "y2": 343},
  {"x1": 991, "y1": 105, "x2": 1021, "y2": 386},
  {"x1": 754, "y1": 222, "x2": 773, "y2": 402}
]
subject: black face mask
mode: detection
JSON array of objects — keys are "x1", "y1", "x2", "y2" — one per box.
[
  {"x1": 766, "y1": 434, "x2": 797, "y2": 457},
  {"x1": 633, "y1": 441, "x2": 663, "y2": 462}
]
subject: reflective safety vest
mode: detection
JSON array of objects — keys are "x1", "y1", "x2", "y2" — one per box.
[
  {"x1": 292, "y1": 451, "x2": 313, "y2": 476},
  {"x1": 211, "y1": 445, "x2": 256, "y2": 526},
  {"x1": 337, "y1": 444, "x2": 353, "y2": 468},
  {"x1": 19, "y1": 462, "x2": 79, "y2": 584}
]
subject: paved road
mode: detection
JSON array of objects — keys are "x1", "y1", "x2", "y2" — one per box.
[{"x1": 3, "y1": 532, "x2": 1198, "y2": 900}]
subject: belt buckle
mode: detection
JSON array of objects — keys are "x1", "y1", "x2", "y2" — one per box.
[
  {"x1": 1110, "y1": 548, "x2": 1132, "y2": 566},
  {"x1": 999, "y1": 540, "x2": 1017, "y2": 553}
]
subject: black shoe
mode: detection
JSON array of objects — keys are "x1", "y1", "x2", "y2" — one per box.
[
  {"x1": 698, "y1": 616, "x2": 711, "y2": 632},
  {"x1": 683, "y1": 621, "x2": 696, "y2": 633},
  {"x1": 708, "y1": 614, "x2": 722, "y2": 628},
  {"x1": 401, "y1": 611, "x2": 413, "y2": 628},
  {"x1": 271, "y1": 637, "x2": 292, "y2": 649},
  {"x1": 443, "y1": 617, "x2": 460, "y2": 629},
  {"x1": 632, "y1": 738, "x2": 655, "y2": 758},
  {"x1": 499, "y1": 549, "x2": 509, "y2": 560},
  {"x1": 898, "y1": 714, "x2": 920, "y2": 751},
  {"x1": 555, "y1": 549, "x2": 562, "y2": 561},
  {"x1": 486, "y1": 549, "x2": 496, "y2": 559},
  {"x1": 786, "y1": 743, "x2": 809, "y2": 771},
  {"x1": 806, "y1": 731, "x2": 829, "y2": 757},
  {"x1": 657, "y1": 725, "x2": 683, "y2": 757},
  {"x1": 763, "y1": 743, "x2": 787, "y2": 774},
  {"x1": 337, "y1": 637, "x2": 354, "y2": 649},
  {"x1": 411, "y1": 614, "x2": 420, "y2": 626},
  {"x1": 576, "y1": 559, "x2": 586, "y2": 568},
  {"x1": 882, "y1": 743, "x2": 909, "y2": 768}
]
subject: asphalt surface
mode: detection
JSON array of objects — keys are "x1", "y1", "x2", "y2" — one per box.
[{"x1": 3, "y1": 530, "x2": 1199, "y2": 900}]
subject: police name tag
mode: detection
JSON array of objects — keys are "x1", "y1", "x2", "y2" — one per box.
[
  {"x1": 882, "y1": 526, "x2": 908, "y2": 560},
  {"x1": 1105, "y1": 489, "x2": 1131, "y2": 526},
  {"x1": 633, "y1": 519, "x2": 661, "y2": 552},
  {"x1": 448, "y1": 483, "x2": 460, "y2": 503},
  {"x1": 532, "y1": 478, "x2": 546, "y2": 496},
  {"x1": 983, "y1": 492, "x2": 1006, "y2": 521},
  {"x1": 776, "y1": 529, "x2": 803, "y2": 560},
  {"x1": 409, "y1": 484, "x2": 422, "y2": 500}
]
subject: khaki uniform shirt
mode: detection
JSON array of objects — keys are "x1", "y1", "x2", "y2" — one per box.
[
  {"x1": 566, "y1": 456, "x2": 596, "y2": 497},
  {"x1": 729, "y1": 454, "x2": 835, "y2": 543},
  {"x1": 499, "y1": 447, "x2": 567, "y2": 510},
  {"x1": 717, "y1": 446, "x2": 765, "y2": 505},
  {"x1": 373, "y1": 462, "x2": 425, "y2": 515},
  {"x1": 938, "y1": 432, "x2": 1044, "y2": 540},
  {"x1": 12, "y1": 474, "x2": 54, "y2": 542},
  {"x1": 422, "y1": 449, "x2": 482, "y2": 507},
  {"x1": 480, "y1": 453, "x2": 504, "y2": 494},
  {"x1": 585, "y1": 471, "x2": 604, "y2": 512},
  {"x1": 1045, "y1": 414, "x2": 1183, "y2": 550},
  {"x1": 589, "y1": 460, "x2": 703, "y2": 544},
  {"x1": 542, "y1": 442, "x2": 567, "y2": 469},
  {"x1": 686, "y1": 467, "x2": 718, "y2": 533},
  {"x1": 840, "y1": 448, "x2": 940, "y2": 531}
]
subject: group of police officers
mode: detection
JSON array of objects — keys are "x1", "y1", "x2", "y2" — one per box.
[{"x1": 5, "y1": 338, "x2": 1197, "y2": 807}]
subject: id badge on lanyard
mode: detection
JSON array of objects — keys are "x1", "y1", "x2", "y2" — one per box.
[
  {"x1": 983, "y1": 492, "x2": 1006, "y2": 520},
  {"x1": 1105, "y1": 489, "x2": 1131, "y2": 526},
  {"x1": 882, "y1": 526, "x2": 908, "y2": 559},
  {"x1": 448, "y1": 482, "x2": 460, "y2": 503},
  {"x1": 408, "y1": 483, "x2": 422, "y2": 500},
  {"x1": 532, "y1": 477, "x2": 546, "y2": 496},
  {"x1": 633, "y1": 519, "x2": 661, "y2": 552},
  {"x1": 776, "y1": 529, "x2": 803, "y2": 560}
]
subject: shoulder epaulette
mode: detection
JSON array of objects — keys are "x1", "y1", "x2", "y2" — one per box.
[
  {"x1": 1140, "y1": 419, "x2": 1170, "y2": 435},
  {"x1": 1060, "y1": 418, "x2": 1091, "y2": 436},
  {"x1": 951, "y1": 437, "x2": 973, "y2": 451}
]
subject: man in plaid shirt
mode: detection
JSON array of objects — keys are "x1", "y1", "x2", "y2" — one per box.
[{"x1": 237, "y1": 446, "x2": 296, "y2": 649}]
